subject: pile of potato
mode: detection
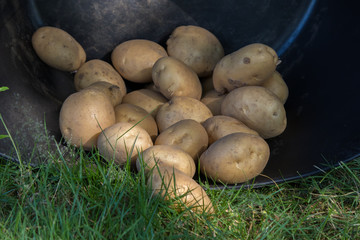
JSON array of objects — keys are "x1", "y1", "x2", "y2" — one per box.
[{"x1": 32, "y1": 25, "x2": 288, "y2": 214}]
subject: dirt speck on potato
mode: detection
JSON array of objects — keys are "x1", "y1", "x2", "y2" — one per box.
[{"x1": 243, "y1": 57, "x2": 251, "y2": 64}]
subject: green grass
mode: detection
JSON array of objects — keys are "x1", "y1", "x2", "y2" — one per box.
[{"x1": 0, "y1": 141, "x2": 359, "y2": 239}]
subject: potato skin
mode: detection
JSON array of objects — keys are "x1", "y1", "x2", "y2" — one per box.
[
  {"x1": 97, "y1": 122, "x2": 153, "y2": 166},
  {"x1": 221, "y1": 86, "x2": 287, "y2": 139},
  {"x1": 81, "y1": 81, "x2": 123, "y2": 106},
  {"x1": 149, "y1": 166, "x2": 214, "y2": 214},
  {"x1": 74, "y1": 59, "x2": 127, "y2": 97},
  {"x1": 122, "y1": 89, "x2": 167, "y2": 117},
  {"x1": 199, "y1": 132, "x2": 270, "y2": 184},
  {"x1": 155, "y1": 119, "x2": 208, "y2": 161},
  {"x1": 59, "y1": 90, "x2": 115, "y2": 150},
  {"x1": 32, "y1": 26, "x2": 86, "y2": 71},
  {"x1": 136, "y1": 145, "x2": 196, "y2": 178},
  {"x1": 261, "y1": 71, "x2": 289, "y2": 104},
  {"x1": 200, "y1": 90, "x2": 226, "y2": 116},
  {"x1": 202, "y1": 115, "x2": 259, "y2": 145},
  {"x1": 114, "y1": 103, "x2": 158, "y2": 140},
  {"x1": 111, "y1": 39, "x2": 168, "y2": 83},
  {"x1": 166, "y1": 25, "x2": 224, "y2": 77},
  {"x1": 213, "y1": 43, "x2": 278, "y2": 94},
  {"x1": 145, "y1": 83, "x2": 161, "y2": 93},
  {"x1": 156, "y1": 96, "x2": 213, "y2": 132},
  {"x1": 200, "y1": 76, "x2": 215, "y2": 97},
  {"x1": 152, "y1": 57, "x2": 202, "y2": 100}
]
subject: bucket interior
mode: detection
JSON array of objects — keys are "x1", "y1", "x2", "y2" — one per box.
[{"x1": 1, "y1": 0, "x2": 360, "y2": 187}]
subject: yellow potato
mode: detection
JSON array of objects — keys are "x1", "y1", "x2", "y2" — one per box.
[
  {"x1": 32, "y1": 26, "x2": 86, "y2": 71},
  {"x1": 261, "y1": 71, "x2": 289, "y2": 104},
  {"x1": 166, "y1": 25, "x2": 224, "y2": 77},
  {"x1": 155, "y1": 119, "x2": 208, "y2": 161},
  {"x1": 81, "y1": 81, "x2": 123, "y2": 106},
  {"x1": 97, "y1": 122, "x2": 153, "y2": 167},
  {"x1": 152, "y1": 57, "x2": 202, "y2": 100},
  {"x1": 156, "y1": 96, "x2": 213, "y2": 132},
  {"x1": 74, "y1": 59, "x2": 127, "y2": 98},
  {"x1": 200, "y1": 90, "x2": 226, "y2": 116},
  {"x1": 200, "y1": 76, "x2": 215, "y2": 97},
  {"x1": 145, "y1": 83, "x2": 161, "y2": 93},
  {"x1": 114, "y1": 103, "x2": 158, "y2": 140},
  {"x1": 136, "y1": 145, "x2": 196, "y2": 178},
  {"x1": 148, "y1": 166, "x2": 214, "y2": 214},
  {"x1": 111, "y1": 39, "x2": 168, "y2": 83},
  {"x1": 199, "y1": 132, "x2": 270, "y2": 184},
  {"x1": 221, "y1": 86, "x2": 287, "y2": 139},
  {"x1": 122, "y1": 89, "x2": 167, "y2": 117},
  {"x1": 213, "y1": 43, "x2": 279, "y2": 93},
  {"x1": 202, "y1": 115, "x2": 259, "y2": 145},
  {"x1": 59, "y1": 90, "x2": 115, "y2": 150}
]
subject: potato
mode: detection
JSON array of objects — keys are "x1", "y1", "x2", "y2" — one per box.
[
  {"x1": 200, "y1": 76, "x2": 215, "y2": 96},
  {"x1": 200, "y1": 90, "x2": 226, "y2": 116},
  {"x1": 59, "y1": 90, "x2": 115, "y2": 150},
  {"x1": 114, "y1": 103, "x2": 158, "y2": 140},
  {"x1": 156, "y1": 96, "x2": 213, "y2": 132},
  {"x1": 152, "y1": 57, "x2": 202, "y2": 100},
  {"x1": 213, "y1": 43, "x2": 279, "y2": 94},
  {"x1": 148, "y1": 166, "x2": 214, "y2": 214},
  {"x1": 32, "y1": 26, "x2": 86, "y2": 72},
  {"x1": 199, "y1": 132, "x2": 270, "y2": 184},
  {"x1": 136, "y1": 145, "x2": 195, "y2": 178},
  {"x1": 221, "y1": 86, "x2": 287, "y2": 139},
  {"x1": 81, "y1": 81, "x2": 123, "y2": 106},
  {"x1": 166, "y1": 25, "x2": 224, "y2": 77},
  {"x1": 111, "y1": 39, "x2": 168, "y2": 83},
  {"x1": 97, "y1": 122, "x2": 153, "y2": 166},
  {"x1": 202, "y1": 115, "x2": 259, "y2": 145},
  {"x1": 74, "y1": 59, "x2": 127, "y2": 97},
  {"x1": 122, "y1": 89, "x2": 167, "y2": 117},
  {"x1": 155, "y1": 119, "x2": 208, "y2": 161},
  {"x1": 145, "y1": 83, "x2": 161, "y2": 93},
  {"x1": 261, "y1": 71, "x2": 289, "y2": 104}
]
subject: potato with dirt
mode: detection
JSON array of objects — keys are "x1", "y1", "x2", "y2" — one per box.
[
  {"x1": 152, "y1": 57, "x2": 202, "y2": 100},
  {"x1": 166, "y1": 25, "x2": 224, "y2": 77},
  {"x1": 261, "y1": 71, "x2": 289, "y2": 104},
  {"x1": 202, "y1": 115, "x2": 259, "y2": 145},
  {"x1": 114, "y1": 103, "x2": 158, "y2": 140},
  {"x1": 200, "y1": 90, "x2": 226, "y2": 116},
  {"x1": 74, "y1": 59, "x2": 127, "y2": 98},
  {"x1": 32, "y1": 26, "x2": 86, "y2": 72},
  {"x1": 154, "y1": 119, "x2": 208, "y2": 161},
  {"x1": 111, "y1": 39, "x2": 168, "y2": 83},
  {"x1": 199, "y1": 132, "x2": 270, "y2": 184},
  {"x1": 136, "y1": 145, "x2": 196, "y2": 178},
  {"x1": 213, "y1": 43, "x2": 279, "y2": 93},
  {"x1": 221, "y1": 86, "x2": 287, "y2": 139},
  {"x1": 81, "y1": 81, "x2": 124, "y2": 106},
  {"x1": 149, "y1": 166, "x2": 214, "y2": 214},
  {"x1": 156, "y1": 96, "x2": 213, "y2": 132},
  {"x1": 122, "y1": 89, "x2": 167, "y2": 117},
  {"x1": 59, "y1": 90, "x2": 115, "y2": 150},
  {"x1": 200, "y1": 76, "x2": 215, "y2": 97},
  {"x1": 97, "y1": 122, "x2": 153, "y2": 167}
]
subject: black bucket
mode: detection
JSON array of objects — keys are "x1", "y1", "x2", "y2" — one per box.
[{"x1": 1, "y1": 0, "x2": 359, "y2": 187}]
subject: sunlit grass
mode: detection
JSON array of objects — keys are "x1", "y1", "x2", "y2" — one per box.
[{"x1": 0, "y1": 141, "x2": 359, "y2": 239}]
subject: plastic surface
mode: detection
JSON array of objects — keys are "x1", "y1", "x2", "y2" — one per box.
[{"x1": 0, "y1": 0, "x2": 359, "y2": 188}]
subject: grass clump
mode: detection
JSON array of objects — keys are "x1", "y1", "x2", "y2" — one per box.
[
  {"x1": 0, "y1": 141, "x2": 359, "y2": 239},
  {"x1": 0, "y1": 145, "x2": 214, "y2": 239}
]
